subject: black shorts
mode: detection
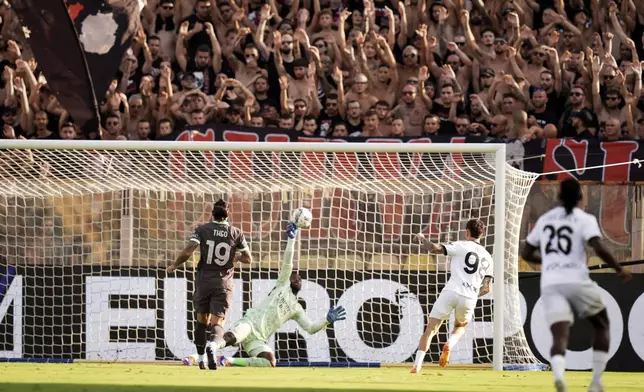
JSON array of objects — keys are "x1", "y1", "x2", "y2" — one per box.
[{"x1": 193, "y1": 277, "x2": 233, "y2": 317}]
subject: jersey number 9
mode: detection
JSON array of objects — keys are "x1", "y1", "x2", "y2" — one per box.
[
  {"x1": 464, "y1": 252, "x2": 479, "y2": 274},
  {"x1": 464, "y1": 251, "x2": 490, "y2": 279},
  {"x1": 206, "y1": 240, "x2": 232, "y2": 266}
]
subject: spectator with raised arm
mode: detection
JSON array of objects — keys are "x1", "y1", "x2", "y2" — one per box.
[{"x1": 0, "y1": 0, "x2": 642, "y2": 143}]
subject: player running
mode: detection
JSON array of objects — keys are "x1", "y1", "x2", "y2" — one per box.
[
  {"x1": 411, "y1": 219, "x2": 493, "y2": 373},
  {"x1": 203, "y1": 221, "x2": 346, "y2": 368},
  {"x1": 522, "y1": 179, "x2": 631, "y2": 392},
  {"x1": 167, "y1": 199, "x2": 251, "y2": 370}
]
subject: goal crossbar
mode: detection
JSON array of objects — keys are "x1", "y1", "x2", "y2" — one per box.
[{"x1": 0, "y1": 139, "x2": 507, "y2": 154}]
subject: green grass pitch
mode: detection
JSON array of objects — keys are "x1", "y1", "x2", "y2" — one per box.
[{"x1": 0, "y1": 363, "x2": 642, "y2": 392}]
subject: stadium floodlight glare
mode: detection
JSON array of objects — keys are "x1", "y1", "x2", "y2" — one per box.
[{"x1": 0, "y1": 139, "x2": 542, "y2": 371}]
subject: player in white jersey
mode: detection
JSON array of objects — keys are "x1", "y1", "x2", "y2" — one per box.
[
  {"x1": 197, "y1": 221, "x2": 346, "y2": 367},
  {"x1": 522, "y1": 179, "x2": 631, "y2": 392},
  {"x1": 411, "y1": 219, "x2": 493, "y2": 373}
]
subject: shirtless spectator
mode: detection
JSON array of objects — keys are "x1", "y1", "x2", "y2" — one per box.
[
  {"x1": 345, "y1": 73, "x2": 378, "y2": 115},
  {"x1": 0, "y1": 0, "x2": 641, "y2": 147},
  {"x1": 392, "y1": 83, "x2": 429, "y2": 137}
]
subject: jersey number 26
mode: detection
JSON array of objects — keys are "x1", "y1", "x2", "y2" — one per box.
[{"x1": 543, "y1": 225, "x2": 573, "y2": 256}]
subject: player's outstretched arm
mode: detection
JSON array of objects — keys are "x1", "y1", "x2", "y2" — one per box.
[
  {"x1": 414, "y1": 233, "x2": 446, "y2": 254},
  {"x1": 236, "y1": 250, "x2": 253, "y2": 264},
  {"x1": 167, "y1": 241, "x2": 199, "y2": 273},
  {"x1": 235, "y1": 232, "x2": 253, "y2": 264},
  {"x1": 522, "y1": 217, "x2": 542, "y2": 268},
  {"x1": 277, "y1": 222, "x2": 298, "y2": 285},
  {"x1": 293, "y1": 305, "x2": 346, "y2": 334},
  {"x1": 521, "y1": 242, "x2": 541, "y2": 266},
  {"x1": 588, "y1": 237, "x2": 632, "y2": 282}
]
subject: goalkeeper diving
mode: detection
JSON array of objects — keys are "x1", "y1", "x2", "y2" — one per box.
[{"x1": 184, "y1": 221, "x2": 347, "y2": 368}]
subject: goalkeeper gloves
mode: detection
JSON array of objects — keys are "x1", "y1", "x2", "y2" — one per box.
[
  {"x1": 286, "y1": 222, "x2": 297, "y2": 239},
  {"x1": 326, "y1": 306, "x2": 347, "y2": 323}
]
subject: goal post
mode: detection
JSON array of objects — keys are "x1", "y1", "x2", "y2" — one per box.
[
  {"x1": 0, "y1": 139, "x2": 542, "y2": 370},
  {"x1": 493, "y1": 148, "x2": 506, "y2": 373}
]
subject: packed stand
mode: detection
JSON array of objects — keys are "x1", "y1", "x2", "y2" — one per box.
[{"x1": 0, "y1": 0, "x2": 643, "y2": 142}]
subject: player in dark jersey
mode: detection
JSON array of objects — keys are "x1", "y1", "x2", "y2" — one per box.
[{"x1": 167, "y1": 199, "x2": 251, "y2": 370}]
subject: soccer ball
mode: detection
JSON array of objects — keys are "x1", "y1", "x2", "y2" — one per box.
[{"x1": 292, "y1": 207, "x2": 313, "y2": 229}]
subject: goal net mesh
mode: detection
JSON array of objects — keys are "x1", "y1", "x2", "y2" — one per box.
[{"x1": 0, "y1": 144, "x2": 541, "y2": 367}]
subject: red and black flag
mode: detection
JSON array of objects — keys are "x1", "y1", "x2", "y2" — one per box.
[
  {"x1": 65, "y1": 0, "x2": 142, "y2": 107},
  {"x1": 8, "y1": 0, "x2": 141, "y2": 137}
]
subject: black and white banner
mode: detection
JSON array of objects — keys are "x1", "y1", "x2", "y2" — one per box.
[{"x1": 1, "y1": 266, "x2": 644, "y2": 371}]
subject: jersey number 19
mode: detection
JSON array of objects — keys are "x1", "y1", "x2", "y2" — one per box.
[{"x1": 205, "y1": 240, "x2": 232, "y2": 266}]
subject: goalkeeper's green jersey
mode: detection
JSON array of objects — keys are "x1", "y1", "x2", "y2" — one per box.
[{"x1": 242, "y1": 238, "x2": 328, "y2": 341}]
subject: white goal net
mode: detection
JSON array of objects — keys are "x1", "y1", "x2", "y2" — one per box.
[{"x1": 0, "y1": 140, "x2": 541, "y2": 370}]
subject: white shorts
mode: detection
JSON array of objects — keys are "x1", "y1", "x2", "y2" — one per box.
[
  {"x1": 429, "y1": 290, "x2": 478, "y2": 324},
  {"x1": 541, "y1": 282, "x2": 606, "y2": 326},
  {"x1": 229, "y1": 318, "x2": 272, "y2": 358}
]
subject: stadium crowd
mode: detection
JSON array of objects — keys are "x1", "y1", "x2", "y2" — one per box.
[{"x1": 0, "y1": 0, "x2": 643, "y2": 142}]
